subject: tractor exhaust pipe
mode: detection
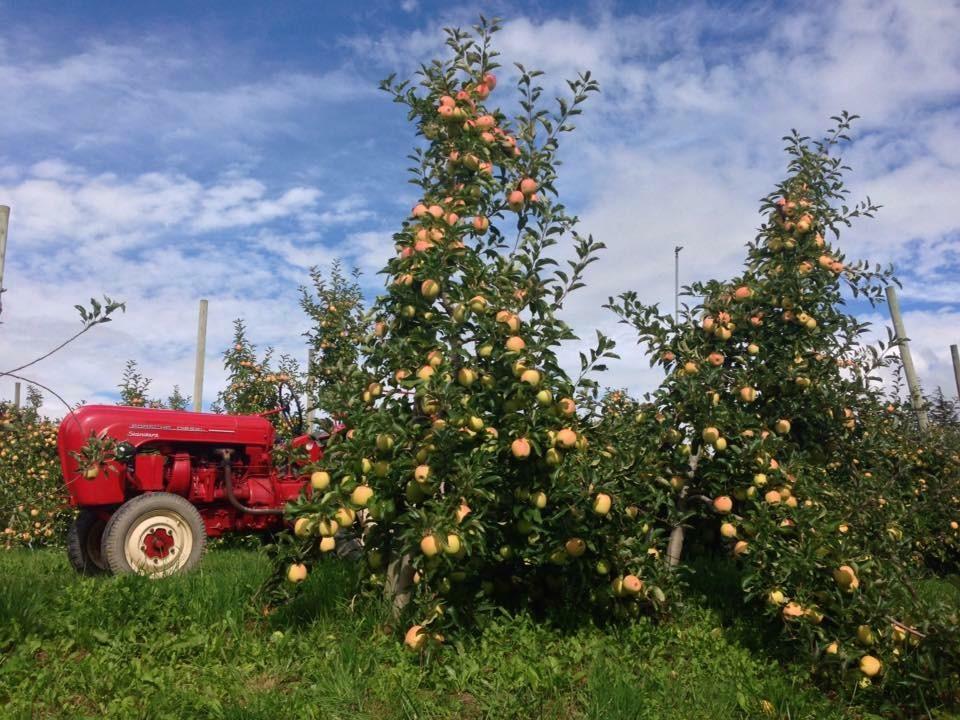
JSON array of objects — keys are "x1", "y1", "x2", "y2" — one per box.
[{"x1": 218, "y1": 450, "x2": 284, "y2": 516}]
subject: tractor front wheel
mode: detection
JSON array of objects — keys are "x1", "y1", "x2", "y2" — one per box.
[
  {"x1": 101, "y1": 493, "x2": 206, "y2": 577},
  {"x1": 67, "y1": 510, "x2": 107, "y2": 575}
]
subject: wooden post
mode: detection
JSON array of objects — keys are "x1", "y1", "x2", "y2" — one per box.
[
  {"x1": 673, "y1": 245, "x2": 682, "y2": 324},
  {"x1": 885, "y1": 286, "x2": 928, "y2": 431},
  {"x1": 193, "y1": 299, "x2": 208, "y2": 413},
  {"x1": 0, "y1": 205, "x2": 10, "y2": 314},
  {"x1": 306, "y1": 348, "x2": 316, "y2": 429},
  {"x1": 13, "y1": 382, "x2": 21, "y2": 408},
  {"x1": 951, "y1": 344, "x2": 960, "y2": 402}
]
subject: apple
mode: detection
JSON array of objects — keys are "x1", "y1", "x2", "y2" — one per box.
[
  {"x1": 701, "y1": 427, "x2": 720, "y2": 444},
  {"x1": 511, "y1": 437, "x2": 531, "y2": 459},
  {"x1": 294, "y1": 518, "x2": 312, "y2": 538},
  {"x1": 535, "y1": 389, "x2": 553, "y2": 406},
  {"x1": 414, "y1": 464, "x2": 432, "y2": 483},
  {"x1": 496, "y1": 310, "x2": 521, "y2": 332},
  {"x1": 310, "y1": 471, "x2": 331, "y2": 490},
  {"x1": 593, "y1": 493, "x2": 612, "y2": 515},
  {"x1": 335, "y1": 507, "x2": 355, "y2": 526},
  {"x1": 457, "y1": 368, "x2": 477, "y2": 387},
  {"x1": 733, "y1": 285, "x2": 752, "y2": 300},
  {"x1": 683, "y1": 361, "x2": 699, "y2": 375},
  {"x1": 445, "y1": 534, "x2": 462, "y2": 555},
  {"x1": 713, "y1": 496, "x2": 733, "y2": 514},
  {"x1": 774, "y1": 419, "x2": 791, "y2": 434},
  {"x1": 420, "y1": 534, "x2": 441, "y2": 557},
  {"x1": 622, "y1": 575, "x2": 643, "y2": 595},
  {"x1": 473, "y1": 216, "x2": 490, "y2": 233},
  {"x1": 707, "y1": 352, "x2": 725, "y2": 367},
  {"x1": 833, "y1": 565, "x2": 859, "y2": 591},
  {"x1": 468, "y1": 295, "x2": 488, "y2": 313},
  {"x1": 520, "y1": 369, "x2": 541, "y2": 386},
  {"x1": 507, "y1": 190, "x2": 525, "y2": 211},
  {"x1": 565, "y1": 538, "x2": 586, "y2": 557},
  {"x1": 611, "y1": 577, "x2": 625, "y2": 597},
  {"x1": 530, "y1": 491, "x2": 548, "y2": 509},
  {"x1": 557, "y1": 397, "x2": 576, "y2": 416},
  {"x1": 720, "y1": 522, "x2": 737, "y2": 538},
  {"x1": 405, "y1": 625, "x2": 427, "y2": 652},
  {"x1": 505, "y1": 336, "x2": 526, "y2": 352},
  {"x1": 556, "y1": 428, "x2": 578, "y2": 448},
  {"x1": 859, "y1": 655, "x2": 882, "y2": 677},
  {"x1": 376, "y1": 434, "x2": 394, "y2": 453},
  {"x1": 351, "y1": 485, "x2": 374, "y2": 506},
  {"x1": 287, "y1": 563, "x2": 308, "y2": 583},
  {"x1": 421, "y1": 279, "x2": 441, "y2": 300},
  {"x1": 739, "y1": 387, "x2": 757, "y2": 402},
  {"x1": 764, "y1": 490, "x2": 782, "y2": 505},
  {"x1": 519, "y1": 178, "x2": 538, "y2": 196},
  {"x1": 483, "y1": 73, "x2": 497, "y2": 90}
]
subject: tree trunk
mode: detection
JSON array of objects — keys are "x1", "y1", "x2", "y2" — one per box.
[
  {"x1": 667, "y1": 449, "x2": 701, "y2": 568},
  {"x1": 666, "y1": 524, "x2": 684, "y2": 567},
  {"x1": 384, "y1": 552, "x2": 414, "y2": 619}
]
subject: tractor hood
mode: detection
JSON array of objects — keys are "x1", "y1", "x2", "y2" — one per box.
[
  {"x1": 58, "y1": 405, "x2": 275, "y2": 453},
  {"x1": 58, "y1": 405, "x2": 278, "y2": 506}
]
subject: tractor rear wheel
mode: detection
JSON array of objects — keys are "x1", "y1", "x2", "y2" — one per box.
[
  {"x1": 67, "y1": 510, "x2": 107, "y2": 575},
  {"x1": 101, "y1": 493, "x2": 206, "y2": 577}
]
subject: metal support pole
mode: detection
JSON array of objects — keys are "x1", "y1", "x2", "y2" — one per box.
[
  {"x1": 14, "y1": 382, "x2": 21, "y2": 408},
  {"x1": 951, "y1": 344, "x2": 960, "y2": 402},
  {"x1": 885, "y1": 286, "x2": 928, "y2": 431},
  {"x1": 193, "y1": 299, "x2": 208, "y2": 412},
  {"x1": 0, "y1": 205, "x2": 10, "y2": 315}
]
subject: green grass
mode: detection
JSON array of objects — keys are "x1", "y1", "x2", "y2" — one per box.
[{"x1": 0, "y1": 550, "x2": 865, "y2": 720}]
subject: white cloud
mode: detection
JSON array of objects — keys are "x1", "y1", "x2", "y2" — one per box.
[
  {"x1": 0, "y1": 163, "x2": 326, "y2": 249},
  {"x1": 0, "y1": 38, "x2": 375, "y2": 158},
  {"x1": 2, "y1": 0, "x2": 959, "y2": 416},
  {"x1": 0, "y1": 161, "x2": 390, "y2": 415}
]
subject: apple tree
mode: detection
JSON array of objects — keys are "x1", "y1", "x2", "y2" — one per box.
[
  {"x1": 608, "y1": 115, "x2": 960, "y2": 703},
  {"x1": 271, "y1": 18, "x2": 680, "y2": 642}
]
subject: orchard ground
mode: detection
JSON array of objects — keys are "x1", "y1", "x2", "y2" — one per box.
[{"x1": 2, "y1": 548, "x2": 957, "y2": 720}]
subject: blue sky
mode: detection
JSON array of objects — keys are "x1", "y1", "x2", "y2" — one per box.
[{"x1": 1, "y1": 0, "x2": 958, "y2": 413}]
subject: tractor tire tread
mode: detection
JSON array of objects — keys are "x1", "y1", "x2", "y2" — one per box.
[
  {"x1": 67, "y1": 509, "x2": 107, "y2": 576},
  {"x1": 101, "y1": 492, "x2": 207, "y2": 576}
]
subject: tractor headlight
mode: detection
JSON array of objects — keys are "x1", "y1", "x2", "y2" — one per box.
[{"x1": 114, "y1": 441, "x2": 135, "y2": 461}]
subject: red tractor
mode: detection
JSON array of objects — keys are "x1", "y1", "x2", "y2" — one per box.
[{"x1": 57, "y1": 404, "x2": 323, "y2": 577}]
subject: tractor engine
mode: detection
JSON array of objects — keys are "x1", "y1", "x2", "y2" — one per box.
[{"x1": 57, "y1": 405, "x2": 321, "y2": 577}]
